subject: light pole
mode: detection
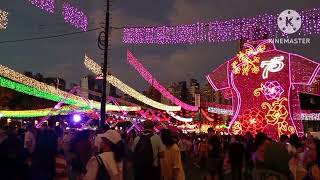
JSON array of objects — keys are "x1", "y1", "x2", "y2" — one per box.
[{"x1": 98, "y1": 0, "x2": 110, "y2": 128}]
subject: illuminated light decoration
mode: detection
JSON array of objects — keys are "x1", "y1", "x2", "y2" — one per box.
[
  {"x1": 0, "y1": 65, "x2": 140, "y2": 112},
  {"x1": 301, "y1": 113, "x2": 320, "y2": 121},
  {"x1": 207, "y1": 39, "x2": 320, "y2": 138},
  {"x1": 262, "y1": 97, "x2": 288, "y2": 125},
  {"x1": 36, "y1": 86, "x2": 92, "y2": 128},
  {"x1": 207, "y1": 107, "x2": 233, "y2": 115},
  {"x1": 232, "y1": 108, "x2": 267, "y2": 135},
  {"x1": 124, "y1": 22, "x2": 207, "y2": 44},
  {"x1": 127, "y1": 50, "x2": 198, "y2": 111},
  {"x1": 232, "y1": 50, "x2": 260, "y2": 75},
  {"x1": 201, "y1": 102, "x2": 233, "y2": 110},
  {"x1": 28, "y1": 0, "x2": 55, "y2": 13},
  {"x1": 108, "y1": 75, "x2": 180, "y2": 111},
  {"x1": 123, "y1": 8, "x2": 320, "y2": 44},
  {"x1": 177, "y1": 123, "x2": 197, "y2": 130},
  {"x1": 0, "y1": 106, "x2": 82, "y2": 118},
  {"x1": 254, "y1": 81, "x2": 284, "y2": 100},
  {"x1": 84, "y1": 55, "x2": 181, "y2": 111},
  {"x1": 62, "y1": 3, "x2": 88, "y2": 31},
  {"x1": 261, "y1": 97, "x2": 294, "y2": 136},
  {"x1": 245, "y1": 44, "x2": 266, "y2": 56},
  {"x1": 200, "y1": 109, "x2": 215, "y2": 122},
  {"x1": 73, "y1": 114, "x2": 82, "y2": 123},
  {"x1": 0, "y1": 76, "x2": 78, "y2": 106},
  {"x1": 166, "y1": 111, "x2": 193, "y2": 122},
  {"x1": 260, "y1": 56, "x2": 285, "y2": 79},
  {"x1": 0, "y1": 10, "x2": 8, "y2": 29}
]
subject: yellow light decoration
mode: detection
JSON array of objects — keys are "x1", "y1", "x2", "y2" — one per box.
[
  {"x1": 278, "y1": 121, "x2": 295, "y2": 137},
  {"x1": 261, "y1": 97, "x2": 294, "y2": 136},
  {"x1": 245, "y1": 44, "x2": 266, "y2": 56},
  {"x1": 232, "y1": 121, "x2": 242, "y2": 135},
  {"x1": 0, "y1": 106, "x2": 77, "y2": 118},
  {"x1": 261, "y1": 97, "x2": 288, "y2": 125},
  {"x1": 84, "y1": 55, "x2": 181, "y2": 111},
  {"x1": 0, "y1": 64, "x2": 140, "y2": 112},
  {"x1": 232, "y1": 45, "x2": 264, "y2": 76},
  {"x1": 0, "y1": 10, "x2": 8, "y2": 29}
]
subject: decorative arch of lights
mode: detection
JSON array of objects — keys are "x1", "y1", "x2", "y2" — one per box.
[
  {"x1": 0, "y1": 105, "x2": 78, "y2": 118},
  {"x1": 84, "y1": 55, "x2": 181, "y2": 112},
  {"x1": 123, "y1": 8, "x2": 320, "y2": 44},
  {"x1": 127, "y1": 50, "x2": 198, "y2": 111},
  {"x1": 0, "y1": 64, "x2": 141, "y2": 112},
  {"x1": 206, "y1": 39, "x2": 320, "y2": 138}
]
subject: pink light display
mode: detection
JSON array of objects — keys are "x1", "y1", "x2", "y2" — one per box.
[
  {"x1": 29, "y1": 0, "x2": 55, "y2": 13},
  {"x1": 123, "y1": 8, "x2": 320, "y2": 44},
  {"x1": 207, "y1": 39, "x2": 320, "y2": 138},
  {"x1": 254, "y1": 81, "x2": 284, "y2": 100},
  {"x1": 127, "y1": 50, "x2": 198, "y2": 111},
  {"x1": 62, "y1": 3, "x2": 88, "y2": 31}
]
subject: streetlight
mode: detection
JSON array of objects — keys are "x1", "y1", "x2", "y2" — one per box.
[{"x1": 98, "y1": 0, "x2": 110, "y2": 128}]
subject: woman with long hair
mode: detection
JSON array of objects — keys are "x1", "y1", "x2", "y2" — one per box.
[
  {"x1": 31, "y1": 129, "x2": 68, "y2": 180},
  {"x1": 84, "y1": 130, "x2": 125, "y2": 180},
  {"x1": 160, "y1": 129, "x2": 185, "y2": 180}
]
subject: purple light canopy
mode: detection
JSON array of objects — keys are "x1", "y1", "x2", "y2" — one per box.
[
  {"x1": 29, "y1": 0, "x2": 55, "y2": 13},
  {"x1": 123, "y1": 8, "x2": 320, "y2": 44},
  {"x1": 62, "y1": 3, "x2": 88, "y2": 31}
]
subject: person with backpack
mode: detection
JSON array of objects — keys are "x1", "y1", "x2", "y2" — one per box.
[
  {"x1": 132, "y1": 120, "x2": 165, "y2": 180},
  {"x1": 84, "y1": 130, "x2": 125, "y2": 180}
]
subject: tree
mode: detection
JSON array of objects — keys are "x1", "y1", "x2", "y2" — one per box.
[{"x1": 24, "y1": 71, "x2": 33, "y2": 78}]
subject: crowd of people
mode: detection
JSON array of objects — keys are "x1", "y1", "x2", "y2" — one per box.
[{"x1": 0, "y1": 120, "x2": 320, "y2": 180}]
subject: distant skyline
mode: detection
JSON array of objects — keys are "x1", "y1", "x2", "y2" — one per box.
[{"x1": 0, "y1": 0, "x2": 319, "y2": 91}]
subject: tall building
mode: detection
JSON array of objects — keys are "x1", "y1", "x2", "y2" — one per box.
[
  {"x1": 144, "y1": 86, "x2": 161, "y2": 102},
  {"x1": 189, "y1": 79, "x2": 200, "y2": 104},
  {"x1": 200, "y1": 83, "x2": 215, "y2": 103},
  {"x1": 161, "y1": 83, "x2": 178, "y2": 105},
  {"x1": 80, "y1": 75, "x2": 103, "y2": 101},
  {"x1": 177, "y1": 81, "x2": 188, "y2": 102},
  {"x1": 109, "y1": 84, "x2": 119, "y2": 97}
]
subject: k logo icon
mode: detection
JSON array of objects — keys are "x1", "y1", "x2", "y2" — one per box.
[{"x1": 277, "y1": 9, "x2": 302, "y2": 34}]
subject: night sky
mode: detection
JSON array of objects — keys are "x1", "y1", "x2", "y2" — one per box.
[{"x1": 0, "y1": 0, "x2": 319, "y2": 92}]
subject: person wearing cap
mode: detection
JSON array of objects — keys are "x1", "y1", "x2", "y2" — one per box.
[
  {"x1": 132, "y1": 120, "x2": 165, "y2": 180},
  {"x1": 84, "y1": 130, "x2": 125, "y2": 180}
]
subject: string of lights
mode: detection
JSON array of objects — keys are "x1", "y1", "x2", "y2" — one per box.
[
  {"x1": 0, "y1": 64, "x2": 140, "y2": 112},
  {"x1": 0, "y1": 106, "x2": 79, "y2": 118},
  {"x1": 62, "y1": 2, "x2": 88, "y2": 31},
  {"x1": 84, "y1": 55, "x2": 181, "y2": 111},
  {"x1": 28, "y1": 0, "x2": 55, "y2": 13},
  {"x1": 127, "y1": 50, "x2": 198, "y2": 111},
  {"x1": 122, "y1": 8, "x2": 320, "y2": 44},
  {"x1": 0, "y1": 10, "x2": 8, "y2": 30},
  {"x1": 166, "y1": 111, "x2": 193, "y2": 122}
]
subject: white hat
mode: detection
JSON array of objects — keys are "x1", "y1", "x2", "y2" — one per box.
[{"x1": 100, "y1": 130, "x2": 121, "y2": 144}]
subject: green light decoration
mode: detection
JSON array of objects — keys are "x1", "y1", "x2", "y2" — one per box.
[
  {"x1": 0, "y1": 76, "x2": 140, "y2": 112},
  {"x1": 0, "y1": 76, "x2": 90, "y2": 108},
  {"x1": 220, "y1": 125, "x2": 228, "y2": 129}
]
